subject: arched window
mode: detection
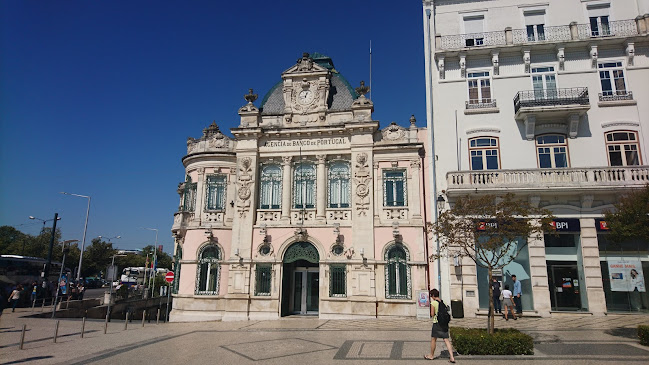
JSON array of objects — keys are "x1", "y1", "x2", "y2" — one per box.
[
  {"x1": 605, "y1": 131, "x2": 640, "y2": 166},
  {"x1": 260, "y1": 164, "x2": 282, "y2": 209},
  {"x1": 195, "y1": 245, "x2": 221, "y2": 295},
  {"x1": 328, "y1": 161, "x2": 350, "y2": 208},
  {"x1": 385, "y1": 245, "x2": 410, "y2": 299},
  {"x1": 469, "y1": 137, "x2": 499, "y2": 170}
]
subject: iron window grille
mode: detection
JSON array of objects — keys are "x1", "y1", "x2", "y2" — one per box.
[
  {"x1": 182, "y1": 175, "x2": 197, "y2": 212},
  {"x1": 328, "y1": 161, "x2": 351, "y2": 208},
  {"x1": 195, "y1": 245, "x2": 221, "y2": 295},
  {"x1": 383, "y1": 170, "x2": 407, "y2": 207},
  {"x1": 255, "y1": 264, "x2": 272, "y2": 296},
  {"x1": 259, "y1": 164, "x2": 282, "y2": 209},
  {"x1": 293, "y1": 162, "x2": 316, "y2": 209},
  {"x1": 205, "y1": 175, "x2": 227, "y2": 211},
  {"x1": 385, "y1": 245, "x2": 411, "y2": 299},
  {"x1": 329, "y1": 264, "x2": 347, "y2": 297}
]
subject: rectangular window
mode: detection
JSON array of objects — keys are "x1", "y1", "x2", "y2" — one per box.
[
  {"x1": 599, "y1": 62, "x2": 627, "y2": 96},
  {"x1": 328, "y1": 161, "x2": 351, "y2": 208},
  {"x1": 383, "y1": 170, "x2": 407, "y2": 207},
  {"x1": 463, "y1": 16, "x2": 484, "y2": 46},
  {"x1": 182, "y1": 181, "x2": 197, "y2": 212},
  {"x1": 531, "y1": 67, "x2": 557, "y2": 100},
  {"x1": 294, "y1": 163, "x2": 316, "y2": 209},
  {"x1": 467, "y1": 72, "x2": 491, "y2": 105},
  {"x1": 606, "y1": 131, "x2": 641, "y2": 166},
  {"x1": 588, "y1": 4, "x2": 610, "y2": 36},
  {"x1": 536, "y1": 135, "x2": 569, "y2": 168},
  {"x1": 205, "y1": 175, "x2": 227, "y2": 211},
  {"x1": 469, "y1": 137, "x2": 499, "y2": 170},
  {"x1": 329, "y1": 265, "x2": 346, "y2": 297},
  {"x1": 255, "y1": 264, "x2": 272, "y2": 296},
  {"x1": 524, "y1": 11, "x2": 546, "y2": 41},
  {"x1": 260, "y1": 165, "x2": 282, "y2": 209}
]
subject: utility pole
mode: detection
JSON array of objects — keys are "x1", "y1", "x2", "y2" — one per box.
[{"x1": 44, "y1": 213, "x2": 59, "y2": 281}]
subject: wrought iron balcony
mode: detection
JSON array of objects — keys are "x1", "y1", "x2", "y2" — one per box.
[
  {"x1": 577, "y1": 19, "x2": 638, "y2": 39},
  {"x1": 466, "y1": 100, "x2": 497, "y2": 110},
  {"x1": 447, "y1": 166, "x2": 649, "y2": 192},
  {"x1": 439, "y1": 31, "x2": 506, "y2": 50},
  {"x1": 512, "y1": 25, "x2": 571, "y2": 44},
  {"x1": 599, "y1": 91, "x2": 634, "y2": 102},
  {"x1": 514, "y1": 88, "x2": 589, "y2": 113}
]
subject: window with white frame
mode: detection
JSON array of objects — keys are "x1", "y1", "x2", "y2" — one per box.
[
  {"x1": 532, "y1": 67, "x2": 557, "y2": 99},
  {"x1": 259, "y1": 164, "x2": 282, "y2": 209},
  {"x1": 469, "y1": 137, "x2": 500, "y2": 170},
  {"x1": 598, "y1": 62, "x2": 628, "y2": 97},
  {"x1": 463, "y1": 15, "x2": 484, "y2": 46},
  {"x1": 524, "y1": 11, "x2": 546, "y2": 41},
  {"x1": 294, "y1": 161, "x2": 316, "y2": 209},
  {"x1": 606, "y1": 131, "x2": 641, "y2": 166},
  {"x1": 383, "y1": 170, "x2": 407, "y2": 207},
  {"x1": 588, "y1": 4, "x2": 610, "y2": 37},
  {"x1": 385, "y1": 245, "x2": 410, "y2": 299},
  {"x1": 536, "y1": 135, "x2": 569, "y2": 168},
  {"x1": 467, "y1": 72, "x2": 492, "y2": 106},
  {"x1": 328, "y1": 161, "x2": 350, "y2": 208},
  {"x1": 196, "y1": 245, "x2": 220, "y2": 295},
  {"x1": 182, "y1": 175, "x2": 197, "y2": 212},
  {"x1": 205, "y1": 175, "x2": 227, "y2": 211}
]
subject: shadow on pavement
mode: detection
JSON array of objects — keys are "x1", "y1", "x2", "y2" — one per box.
[{"x1": 605, "y1": 327, "x2": 638, "y2": 339}]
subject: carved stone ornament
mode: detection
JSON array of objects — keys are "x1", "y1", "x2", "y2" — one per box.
[
  {"x1": 523, "y1": 49, "x2": 531, "y2": 73},
  {"x1": 291, "y1": 78, "x2": 319, "y2": 115},
  {"x1": 626, "y1": 42, "x2": 635, "y2": 66},
  {"x1": 239, "y1": 88, "x2": 259, "y2": 114},
  {"x1": 556, "y1": 47, "x2": 565, "y2": 71},
  {"x1": 293, "y1": 228, "x2": 309, "y2": 243},
  {"x1": 590, "y1": 45, "x2": 598, "y2": 69},
  {"x1": 352, "y1": 81, "x2": 373, "y2": 111},
  {"x1": 437, "y1": 56, "x2": 445, "y2": 79},
  {"x1": 296, "y1": 52, "x2": 314, "y2": 72},
  {"x1": 491, "y1": 51, "x2": 499, "y2": 76},
  {"x1": 459, "y1": 53, "x2": 466, "y2": 78},
  {"x1": 382, "y1": 122, "x2": 407, "y2": 142},
  {"x1": 187, "y1": 122, "x2": 232, "y2": 153},
  {"x1": 354, "y1": 153, "x2": 371, "y2": 216},
  {"x1": 236, "y1": 157, "x2": 254, "y2": 217}
]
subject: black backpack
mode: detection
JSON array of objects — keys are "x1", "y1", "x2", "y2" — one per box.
[{"x1": 436, "y1": 300, "x2": 451, "y2": 328}]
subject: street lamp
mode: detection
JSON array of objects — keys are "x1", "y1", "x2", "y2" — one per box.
[
  {"x1": 60, "y1": 192, "x2": 91, "y2": 282},
  {"x1": 52, "y1": 239, "x2": 78, "y2": 318},
  {"x1": 106, "y1": 253, "x2": 126, "y2": 322},
  {"x1": 98, "y1": 235, "x2": 121, "y2": 243},
  {"x1": 141, "y1": 227, "x2": 158, "y2": 298},
  {"x1": 27, "y1": 215, "x2": 61, "y2": 256}
]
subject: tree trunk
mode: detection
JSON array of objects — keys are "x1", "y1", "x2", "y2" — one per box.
[{"x1": 488, "y1": 267, "x2": 495, "y2": 335}]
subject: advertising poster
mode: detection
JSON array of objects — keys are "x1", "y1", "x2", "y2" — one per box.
[
  {"x1": 59, "y1": 273, "x2": 68, "y2": 295},
  {"x1": 608, "y1": 260, "x2": 646, "y2": 292}
]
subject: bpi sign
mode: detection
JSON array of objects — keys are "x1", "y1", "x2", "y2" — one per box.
[
  {"x1": 549, "y1": 219, "x2": 580, "y2": 232},
  {"x1": 165, "y1": 271, "x2": 175, "y2": 283}
]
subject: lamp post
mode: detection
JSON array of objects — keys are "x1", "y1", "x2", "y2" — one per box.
[
  {"x1": 98, "y1": 235, "x2": 121, "y2": 243},
  {"x1": 142, "y1": 227, "x2": 158, "y2": 298},
  {"x1": 60, "y1": 192, "x2": 91, "y2": 282},
  {"x1": 28, "y1": 215, "x2": 61, "y2": 257},
  {"x1": 106, "y1": 253, "x2": 126, "y2": 321},
  {"x1": 30, "y1": 214, "x2": 62, "y2": 283},
  {"x1": 52, "y1": 239, "x2": 78, "y2": 318}
]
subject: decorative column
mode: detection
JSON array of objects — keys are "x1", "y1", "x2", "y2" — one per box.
[
  {"x1": 527, "y1": 230, "x2": 551, "y2": 317},
  {"x1": 373, "y1": 161, "x2": 380, "y2": 223},
  {"x1": 409, "y1": 160, "x2": 422, "y2": 221},
  {"x1": 316, "y1": 154, "x2": 327, "y2": 222},
  {"x1": 281, "y1": 156, "x2": 292, "y2": 221},
  {"x1": 194, "y1": 168, "x2": 206, "y2": 224},
  {"x1": 580, "y1": 218, "x2": 607, "y2": 315}
]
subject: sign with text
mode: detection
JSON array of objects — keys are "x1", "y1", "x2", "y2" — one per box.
[
  {"x1": 608, "y1": 260, "x2": 646, "y2": 292},
  {"x1": 549, "y1": 219, "x2": 581, "y2": 232},
  {"x1": 260, "y1": 137, "x2": 349, "y2": 150}
]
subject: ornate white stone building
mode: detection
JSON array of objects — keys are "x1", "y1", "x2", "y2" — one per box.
[
  {"x1": 423, "y1": 0, "x2": 649, "y2": 316},
  {"x1": 170, "y1": 53, "x2": 432, "y2": 321}
]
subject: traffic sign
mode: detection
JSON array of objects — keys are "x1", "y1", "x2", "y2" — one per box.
[{"x1": 165, "y1": 271, "x2": 175, "y2": 283}]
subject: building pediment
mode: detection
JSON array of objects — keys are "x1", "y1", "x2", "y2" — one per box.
[{"x1": 282, "y1": 52, "x2": 330, "y2": 77}]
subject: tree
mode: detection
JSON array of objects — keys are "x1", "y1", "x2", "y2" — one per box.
[
  {"x1": 428, "y1": 193, "x2": 554, "y2": 334},
  {"x1": 81, "y1": 238, "x2": 117, "y2": 278},
  {"x1": 604, "y1": 184, "x2": 649, "y2": 243}
]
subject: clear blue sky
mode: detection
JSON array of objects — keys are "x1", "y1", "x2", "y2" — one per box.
[{"x1": 0, "y1": 1, "x2": 427, "y2": 253}]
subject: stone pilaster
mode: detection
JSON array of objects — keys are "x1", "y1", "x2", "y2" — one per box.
[
  {"x1": 316, "y1": 154, "x2": 327, "y2": 222},
  {"x1": 194, "y1": 168, "x2": 206, "y2": 224},
  {"x1": 528, "y1": 232, "x2": 552, "y2": 317},
  {"x1": 409, "y1": 160, "x2": 422, "y2": 221},
  {"x1": 580, "y1": 218, "x2": 607, "y2": 315},
  {"x1": 281, "y1": 156, "x2": 292, "y2": 221},
  {"x1": 373, "y1": 162, "x2": 380, "y2": 224}
]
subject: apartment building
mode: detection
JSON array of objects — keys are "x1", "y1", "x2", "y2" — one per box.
[{"x1": 423, "y1": 0, "x2": 649, "y2": 316}]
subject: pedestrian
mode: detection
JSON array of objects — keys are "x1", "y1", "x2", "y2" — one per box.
[
  {"x1": 31, "y1": 281, "x2": 38, "y2": 305},
  {"x1": 491, "y1": 277, "x2": 501, "y2": 314},
  {"x1": 424, "y1": 289, "x2": 456, "y2": 363},
  {"x1": 78, "y1": 282, "x2": 85, "y2": 300},
  {"x1": 8, "y1": 284, "x2": 23, "y2": 312},
  {"x1": 501, "y1": 284, "x2": 517, "y2": 321},
  {"x1": 512, "y1": 274, "x2": 522, "y2": 315}
]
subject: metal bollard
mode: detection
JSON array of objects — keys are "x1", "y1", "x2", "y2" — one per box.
[
  {"x1": 19, "y1": 324, "x2": 26, "y2": 350},
  {"x1": 104, "y1": 314, "x2": 108, "y2": 334},
  {"x1": 53, "y1": 320, "x2": 60, "y2": 343},
  {"x1": 41, "y1": 299, "x2": 45, "y2": 312},
  {"x1": 31, "y1": 299, "x2": 36, "y2": 312},
  {"x1": 142, "y1": 310, "x2": 146, "y2": 327},
  {"x1": 156, "y1": 308, "x2": 160, "y2": 324},
  {"x1": 81, "y1": 317, "x2": 86, "y2": 338},
  {"x1": 124, "y1": 312, "x2": 129, "y2": 330}
]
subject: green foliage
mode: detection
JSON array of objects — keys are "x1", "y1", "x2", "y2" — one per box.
[
  {"x1": 450, "y1": 327, "x2": 534, "y2": 355},
  {"x1": 81, "y1": 238, "x2": 117, "y2": 277},
  {"x1": 639, "y1": 325, "x2": 649, "y2": 346},
  {"x1": 604, "y1": 185, "x2": 649, "y2": 243}
]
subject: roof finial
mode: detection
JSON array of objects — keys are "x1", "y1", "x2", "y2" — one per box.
[
  {"x1": 244, "y1": 88, "x2": 258, "y2": 104},
  {"x1": 355, "y1": 80, "x2": 370, "y2": 97}
]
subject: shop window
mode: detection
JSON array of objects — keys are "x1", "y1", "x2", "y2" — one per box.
[
  {"x1": 260, "y1": 164, "x2": 282, "y2": 209},
  {"x1": 294, "y1": 162, "x2": 316, "y2": 209},
  {"x1": 328, "y1": 161, "x2": 350, "y2": 208},
  {"x1": 385, "y1": 245, "x2": 410, "y2": 299},
  {"x1": 469, "y1": 137, "x2": 500, "y2": 170},
  {"x1": 536, "y1": 135, "x2": 569, "y2": 168},
  {"x1": 329, "y1": 264, "x2": 346, "y2": 297},
  {"x1": 205, "y1": 175, "x2": 227, "y2": 211},
  {"x1": 195, "y1": 245, "x2": 220, "y2": 295},
  {"x1": 606, "y1": 131, "x2": 641, "y2": 166},
  {"x1": 255, "y1": 264, "x2": 272, "y2": 296},
  {"x1": 383, "y1": 170, "x2": 407, "y2": 207}
]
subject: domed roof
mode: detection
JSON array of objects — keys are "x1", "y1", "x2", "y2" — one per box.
[{"x1": 260, "y1": 53, "x2": 359, "y2": 115}]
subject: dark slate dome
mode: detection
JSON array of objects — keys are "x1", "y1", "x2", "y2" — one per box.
[{"x1": 260, "y1": 52, "x2": 359, "y2": 115}]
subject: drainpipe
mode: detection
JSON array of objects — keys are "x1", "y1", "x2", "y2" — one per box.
[{"x1": 420, "y1": 149, "x2": 430, "y2": 292}]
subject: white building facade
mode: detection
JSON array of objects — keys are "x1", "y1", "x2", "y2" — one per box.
[
  {"x1": 423, "y1": 0, "x2": 649, "y2": 316},
  {"x1": 170, "y1": 53, "x2": 433, "y2": 322}
]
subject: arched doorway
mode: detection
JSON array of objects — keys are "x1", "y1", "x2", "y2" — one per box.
[{"x1": 281, "y1": 241, "x2": 319, "y2": 316}]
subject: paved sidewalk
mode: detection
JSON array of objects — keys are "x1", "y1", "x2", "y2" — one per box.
[{"x1": 1, "y1": 307, "x2": 648, "y2": 364}]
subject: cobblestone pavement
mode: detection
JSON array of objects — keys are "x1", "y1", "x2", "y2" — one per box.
[{"x1": 1, "y1": 307, "x2": 648, "y2": 365}]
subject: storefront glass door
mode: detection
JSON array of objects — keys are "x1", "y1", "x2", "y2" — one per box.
[
  {"x1": 291, "y1": 268, "x2": 319, "y2": 314},
  {"x1": 547, "y1": 261, "x2": 582, "y2": 311}
]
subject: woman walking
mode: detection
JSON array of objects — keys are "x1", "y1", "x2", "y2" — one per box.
[
  {"x1": 424, "y1": 289, "x2": 456, "y2": 363},
  {"x1": 8, "y1": 285, "x2": 23, "y2": 312},
  {"x1": 502, "y1": 284, "x2": 517, "y2": 321}
]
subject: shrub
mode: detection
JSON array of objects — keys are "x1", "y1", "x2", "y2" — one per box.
[
  {"x1": 639, "y1": 325, "x2": 649, "y2": 346},
  {"x1": 450, "y1": 327, "x2": 534, "y2": 355}
]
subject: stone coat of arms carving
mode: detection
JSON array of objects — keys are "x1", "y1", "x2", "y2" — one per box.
[
  {"x1": 236, "y1": 157, "x2": 254, "y2": 217},
  {"x1": 354, "y1": 153, "x2": 371, "y2": 216}
]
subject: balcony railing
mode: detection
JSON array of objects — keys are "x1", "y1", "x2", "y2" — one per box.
[
  {"x1": 514, "y1": 87, "x2": 589, "y2": 113},
  {"x1": 439, "y1": 30, "x2": 506, "y2": 50},
  {"x1": 512, "y1": 25, "x2": 571, "y2": 44},
  {"x1": 466, "y1": 100, "x2": 497, "y2": 110},
  {"x1": 599, "y1": 91, "x2": 634, "y2": 102},
  {"x1": 576, "y1": 19, "x2": 638, "y2": 39},
  {"x1": 447, "y1": 166, "x2": 649, "y2": 191}
]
